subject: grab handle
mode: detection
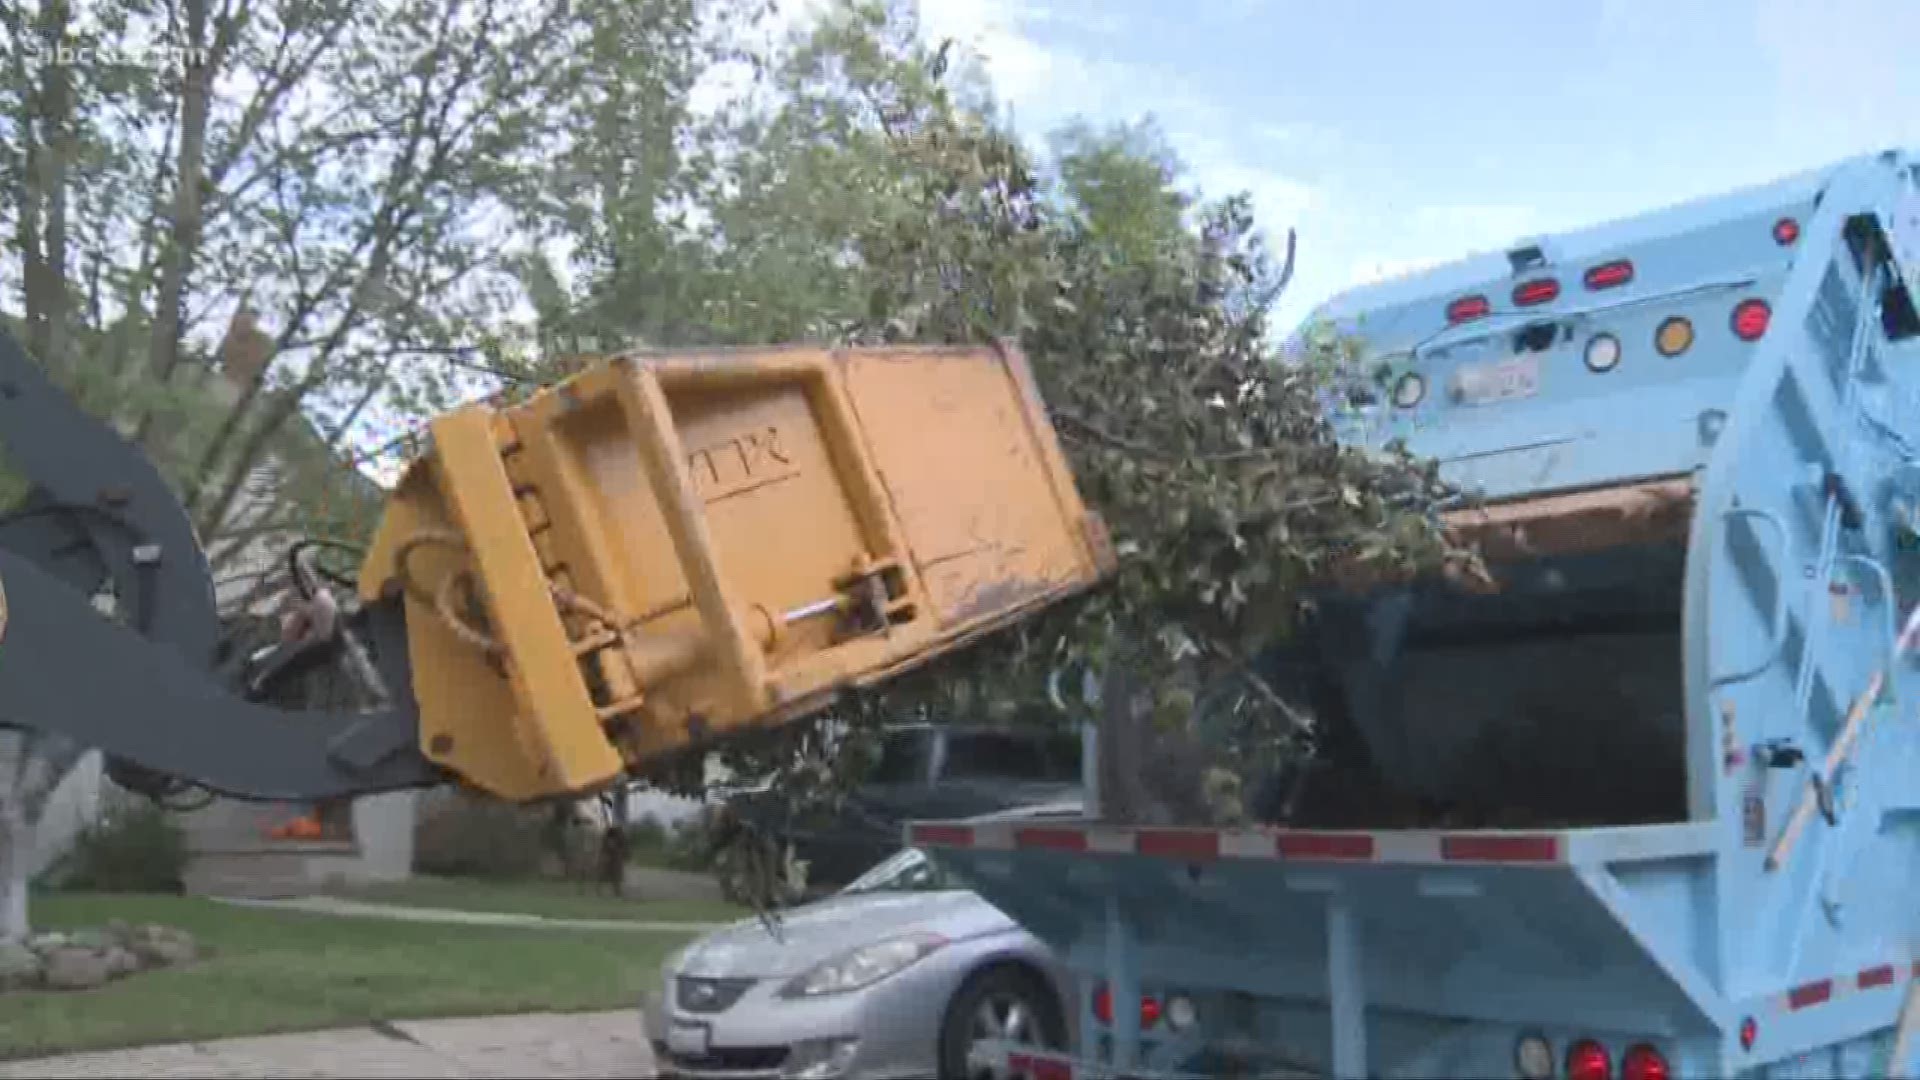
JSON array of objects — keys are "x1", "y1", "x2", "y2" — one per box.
[
  {"x1": 1838, "y1": 553, "x2": 1898, "y2": 702},
  {"x1": 1713, "y1": 506, "x2": 1793, "y2": 688}
]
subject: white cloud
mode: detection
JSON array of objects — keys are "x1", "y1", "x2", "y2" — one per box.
[
  {"x1": 1177, "y1": 133, "x2": 1319, "y2": 227},
  {"x1": 680, "y1": 0, "x2": 1330, "y2": 325},
  {"x1": 1343, "y1": 254, "x2": 1451, "y2": 291},
  {"x1": 1251, "y1": 121, "x2": 1343, "y2": 157},
  {"x1": 917, "y1": 0, "x2": 1321, "y2": 237},
  {"x1": 1333, "y1": 203, "x2": 1541, "y2": 291},
  {"x1": 685, "y1": 0, "x2": 1323, "y2": 243},
  {"x1": 1407, "y1": 204, "x2": 1544, "y2": 252},
  {"x1": 919, "y1": 0, "x2": 1165, "y2": 121}
]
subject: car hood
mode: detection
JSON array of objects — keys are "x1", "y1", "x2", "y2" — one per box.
[{"x1": 674, "y1": 890, "x2": 1010, "y2": 979}]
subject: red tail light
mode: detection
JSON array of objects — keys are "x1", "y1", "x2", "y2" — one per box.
[
  {"x1": 1448, "y1": 295, "x2": 1491, "y2": 324},
  {"x1": 1774, "y1": 217, "x2": 1800, "y2": 246},
  {"x1": 1566, "y1": 1039, "x2": 1612, "y2": 1080},
  {"x1": 1622, "y1": 1044, "x2": 1670, "y2": 1080},
  {"x1": 1584, "y1": 260, "x2": 1634, "y2": 290},
  {"x1": 1514, "y1": 277, "x2": 1560, "y2": 306},
  {"x1": 1739, "y1": 1016, "x2": 1758, "y2": 1051},
  {"x1": 1090, "y1": 985, "x2": 1161, "y2": 1028},
  {"x1": 1732, "y1": 299, "x2": 1772, "y2": 341}
]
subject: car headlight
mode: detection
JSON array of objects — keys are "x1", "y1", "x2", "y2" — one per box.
[{"x1": 778, "y1": 932, "x2": 947, "y2": 998}]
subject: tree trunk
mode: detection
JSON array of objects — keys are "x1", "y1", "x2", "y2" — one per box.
[
  {"x1": 145, "y1": 0, "x2": 217, "y2": 391},
  {"x1": 0, "y1": 728, "x2": 89, "y2": 940},
  {"x1": 0, "y1": 798, "x2": 29, "y2": 940},
  {"x1": 15, "y1": 0, "x2": 74, "y2": 370}
]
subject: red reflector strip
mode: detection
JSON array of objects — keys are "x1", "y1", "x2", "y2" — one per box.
[
  {"x1": 1447, "y1": 295, "x2": 1491, "y2": 323},
  {"x1": 1276, "y1": 832, "x2": 1377, "y2": 860},
  {"x1": 1788, "y1": 980, "x2": 1833, "y2": 1010},
  {"x1": 1136, "y1": 829, "x2": 1220, "y2": 861},
  {"x1": 911, "y1": 824, "x2": 974, "y2": 847},
  {"x1": 1016, "y1": 827, "x2": 1088, "y2": 853},
  {"x1": 1764, "y1": 959, "x2": 1920, "y2": 1014},
  {"x1": 1513, "y1": 278, "x2": 1560, "y2": 306},
  {"x1": 1583, "y1": 260, "x2": 1634, "y2": 290},
  {"x1": 1440, "y1": 835, "x2": 1561, "y2": 863}
]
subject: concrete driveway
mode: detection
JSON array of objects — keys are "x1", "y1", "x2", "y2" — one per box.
[{"x1": 0, "y1": 1010, "x2": 657, "y2": 1078}]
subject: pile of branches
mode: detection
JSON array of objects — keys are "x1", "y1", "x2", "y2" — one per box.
[{"x1": 642, "y1": 163, "x2": 1477, "y2": 911}]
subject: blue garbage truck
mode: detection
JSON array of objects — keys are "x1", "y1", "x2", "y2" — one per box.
[{"x1": 910, "y1": 147, "x2": 1920, "y2": 1079}]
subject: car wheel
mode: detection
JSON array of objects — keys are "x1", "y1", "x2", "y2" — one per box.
[{"x1": 936, "y1": 965, "x2": 1065, "y2": 1080}]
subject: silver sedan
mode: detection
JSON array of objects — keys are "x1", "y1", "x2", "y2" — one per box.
[{"x1": 641, "y1": 807, "x2": 1079, "y2": 1080}]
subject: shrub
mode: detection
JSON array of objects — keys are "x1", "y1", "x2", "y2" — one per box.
[
  {"x1": 623, "y1": 814, "x2": 672, "y2": 864},
  {"x1": 55, "y1": 802, "x2": 188, "y2": 893},
  {"x1": 413, "y1": 790, "x2": 570, "y2": 880},
  {"x1": 665, "y1": 811, "x2": 723, "y2": 872},
  {"x1": 625, "y1": 809, "x2": 724, "y2": 873}
]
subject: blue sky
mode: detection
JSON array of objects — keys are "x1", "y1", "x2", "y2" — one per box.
[
  {"x1": 898, "y1": 0, "x2": 1920, "y2": 333},
  {"x1": 353, "y1": 0, "x2": 1920, "y2": 477}
]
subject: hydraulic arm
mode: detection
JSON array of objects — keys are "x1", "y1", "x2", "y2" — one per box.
[
  {"x1": 0, "y1": 327, "x2": 438, "y2": 802},
  {"x1": 0, "y1": 331, "x2": 1112, "y2": 805}
]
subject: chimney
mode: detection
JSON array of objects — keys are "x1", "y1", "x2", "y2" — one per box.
[{"x1": 218, "y1": 296, "x2": 274, "y2": 391}]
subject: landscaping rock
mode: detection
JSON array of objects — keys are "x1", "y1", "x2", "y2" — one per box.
[
  {"x1": 0, "y1": 937, "x2": 41, "y2": 990},
  {"x1": 67, "y1": 928, "x2": 115, "y2": 952},
  {"x1": 104, "y1": 944, "x2": 141, "y2": 978},
  {"x1": 0, "y1": 922, "x2": 201, "y2": 993},
  {"x1": 120, "y1": 922, "x2": 199, "y2": 968},
  {"x1": 41, "y1": 945, "x2": 116, "y2": 990}
]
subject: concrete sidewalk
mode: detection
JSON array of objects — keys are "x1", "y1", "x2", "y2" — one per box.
[
  {"x1": 215, "y1": 895, "x2": 728, "y2": 934},
  {"x1": 0, "y1": 1010, "x2": 657, "y2": 1078}
]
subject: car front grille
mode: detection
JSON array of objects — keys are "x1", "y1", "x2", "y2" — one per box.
[
  {"x1": 661, "y1": 1044, "x2": 790, "y2": 1073},
  {"x1": 674, "y1": 975, "x2": 756, "y2": 1013}
]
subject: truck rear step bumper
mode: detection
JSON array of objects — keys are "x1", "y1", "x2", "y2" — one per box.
[{"x1": 968, "y1": 1041, "x2": 1308, "y2": 1080}]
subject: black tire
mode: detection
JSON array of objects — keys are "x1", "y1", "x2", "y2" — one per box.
[{"x1": 936, "y1": 965, "x2": 1066, "y2": 1080}]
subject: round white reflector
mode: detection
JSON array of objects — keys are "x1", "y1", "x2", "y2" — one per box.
[
  {"x1": 1515, "y1": 1034, "x2": 1554, "y2": 1080},
  {"x1": 1392, "y1": 372, "x2": 1426, "y2": 408},
  {"x1": 1585, "y1": 332, "x2": 1622, "y2": 372}
]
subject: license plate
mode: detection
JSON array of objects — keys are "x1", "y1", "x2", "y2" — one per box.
[
  {"x1": 1453, "y1": 355, "x2": 1541, "y2": 405},
  {"x1": 668, "y1": 1020, "x2": 710, "y2": 1056}
]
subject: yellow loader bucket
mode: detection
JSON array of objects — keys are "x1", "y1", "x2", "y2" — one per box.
[{"x1": 358, "y1": 341, "x2": 1115, "y2": 801}]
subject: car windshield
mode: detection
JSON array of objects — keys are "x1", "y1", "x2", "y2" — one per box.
[
  {"x1": 870, "y1": 728, "x2": 934, "y2": 783},
  {"x1": 839, "y1": 847, "x2": 956, "y2": 894},
  {"x1": 941, "y1": 729, "x2": 1082, "y2": 782}
]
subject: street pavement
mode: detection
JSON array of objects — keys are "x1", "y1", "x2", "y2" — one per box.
[{"x1": 0, "y1": 1010, "x2": 657, "y2": 1078}]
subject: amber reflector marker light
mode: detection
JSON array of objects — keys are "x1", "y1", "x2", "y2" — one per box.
[{"x1": 1656, "y1": 316, "x2": 1695, "y2": 357}]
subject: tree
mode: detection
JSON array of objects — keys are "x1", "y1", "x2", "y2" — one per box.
[
  {"x1": 0, "y1": 0, "x2": 1468, "y2": 923},
  {"x1": 542, "y1": 0, "x2": 1476, "y2": 903},
  {"x1": 0, "y1": 0, "x2": 606, "y2": 938}
]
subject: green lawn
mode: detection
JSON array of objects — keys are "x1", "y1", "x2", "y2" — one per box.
[
  {"x1": 4, "y1": 892, "x2": 703, "y2": 1061},
  {"x1": 334, "y1": 874, "x2": 751, "y2": 924}
]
